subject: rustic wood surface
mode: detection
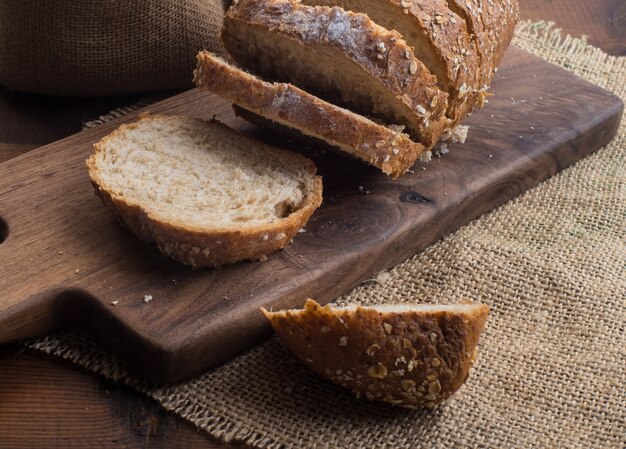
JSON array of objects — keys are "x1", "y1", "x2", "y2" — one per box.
[{"x1": 0, "y1": 2, "x2": 623, "y2": 447}]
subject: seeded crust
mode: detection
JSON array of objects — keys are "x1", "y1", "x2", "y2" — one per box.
[
  {"x1": 87, "y1": 114, "x2": 323, "y2": 268},
  {"x1": 301, "y1": 0, "x2": 481, "y2": 124},
  {"x1": 194, "y1": 52, "x2": 428, "y2": 178},
  {"x1": 223, "y1": 0, "x2": 450, "y2": 148},
  {"x1": 262, "y1": 299, "x2": 489, "y2": 408},
  {"x1": 447, "y1": 0, "x2": 519, "y2": 91}
]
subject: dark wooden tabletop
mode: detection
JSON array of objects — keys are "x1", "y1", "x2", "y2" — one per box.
[{"x1": 0, "y1": 1, "x2": 624, "y2": 447}]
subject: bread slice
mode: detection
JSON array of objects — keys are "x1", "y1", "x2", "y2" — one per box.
[
  {"x1": 86, "y1": 114, "x2": 323, "y2": 268},
  {"x1": 447, "y1": 0, "x2": 519, "y2": 88},
  {"x1": 262, "y1": 299, "x2": 489, "y2": 408},
  {"x1": 300, "y1": 0, "x2": 481, "y2": 123},
  {"x1": 222, "y1": 0, "x2": 450, "y2": 148},
  {"x1": 194, "y1": 52, "x2": 428, "y2": 178}
]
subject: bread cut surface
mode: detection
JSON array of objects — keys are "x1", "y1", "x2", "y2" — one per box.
[
  {"x1": 300, "y1": 0, "x2": 481, "y2": 123},
  {"x1": 194, "y1": 51, "x2": 428, "y2": 178},
  {"x1": 222, "y1": 0, "x2": 450, "y2": 147},
  {"x1": 87, "y1": 114, "x2": 323, "y2": 268},
  {"x1": 263, "y1": 299, "x2": 489, "y2": 408}
]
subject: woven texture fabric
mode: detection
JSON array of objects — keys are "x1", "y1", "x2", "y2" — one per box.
[
  {"x1": 0, "y1": 0, "x2": 226, "y2": 96},
  {"x1": 28, "y1": 22, "x2": 625, "y2": 448}
]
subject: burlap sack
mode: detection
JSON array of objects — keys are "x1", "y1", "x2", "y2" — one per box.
[
  {"x1": 28, "y1": 22, "x2": 625, "y2": 449},
  {"x1": 0, "y1": 0, "x2": 226, "y2": 96}
]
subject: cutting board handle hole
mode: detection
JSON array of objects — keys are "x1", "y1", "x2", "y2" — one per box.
[{"x1": 0, "y1": 218, "x2": 8, "y2": 244}]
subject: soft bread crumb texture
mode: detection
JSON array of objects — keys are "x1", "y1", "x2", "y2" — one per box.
[
  {"x1": 87, "y1": 114, "x2": 322, "y2": 268},
  {"x1": 263, "y1": 299, "x2": 489, "y2": 408},
  {"x1": 91, "y1": 115, "x2": 313, "y2": 228}
]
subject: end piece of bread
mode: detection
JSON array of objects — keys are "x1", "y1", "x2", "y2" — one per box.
[
  {"x1": 262, "y1": 299, "x2": 489, "y2": 408},
  {"x1": 87, "y1": 114, "x2": 323, "y2": 268},
  {"x1": 194, "y1": 51, "x2": 428, "y2": 178}
]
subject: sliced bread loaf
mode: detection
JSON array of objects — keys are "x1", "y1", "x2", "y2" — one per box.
[
  {"x1": 263, "y1": 299, "x2": 489, "y2": 408},
  {"x1": 300, "y1": 0, "x2": 481, "y2": 123},
  {"x1": 447, "y1": 0, "x2": 519, "y2": 87},
  {"x1": 87, "y1": 114, "x2": 323, "y2": 268},
  {"x1": 194, "y1": 52, "x2": 428, "y2": 178},
  {"x1": 222, "y1": 0, "x2": 450, "y2": 148}
]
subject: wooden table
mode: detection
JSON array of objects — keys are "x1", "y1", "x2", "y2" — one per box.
[{"x1": 0, "y1": 1, "x2": 623, "y2": 447}]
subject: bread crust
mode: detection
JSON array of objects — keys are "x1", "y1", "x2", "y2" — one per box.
[
  {"x1": 300, "y1": 0, "x2": 481, "y2": 124},
  {"x1": 223, "y1": 0, "x2": 450, "y2": 147},
  {"x1": 263, "y1": 299, "x2": 489, "y2": 408},
  {"x1": 194, "y1": 52, "x2": 427, "y2": 178},
  {"x1": 447, "y1": 0, "x2": 519, "y2": 90},
  {"x1": 86, "y1": 114, "x2": 323, "y2": 269}
]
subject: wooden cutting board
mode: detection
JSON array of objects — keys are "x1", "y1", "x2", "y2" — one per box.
[{"x1": 0, "y1": 47, "x2": 622, "y2": 382}]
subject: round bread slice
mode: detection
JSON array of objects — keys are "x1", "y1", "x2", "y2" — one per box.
[
  {"x1": 262, "y1": 299, "x2": 489, "y2": 408},
  {"x1": 87, "y1": 114, "x2": 323, "y2": 268}
]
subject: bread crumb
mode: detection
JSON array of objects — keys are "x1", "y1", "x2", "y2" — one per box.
[
  {"x1": 409, "y1": 61, "x2": 418, "y2": 75},
  {"x1": 143, "y1": 294, "x2": 153, "y2": 304},
  {"x1": 259, "y1": 255, "x2": 268, "y2": 262},
  {"x1": 111, "y1": 301, "x2": 120, "y2": 306},
  {"x1": 74, "y1": 269, "x2": 80, "y2": 274},
  {"x1": 339, "y1": 336, "x2": 348, "y2": 346},
  {"x1": 441, "y1": 125, "x2": 469, "y2": 144},
  {"x1": 321, "y1": 326, "x2": 331, "y2": 333},
  {"x1": 383, "y1": 323, "x2": 393, "y2": 334}
]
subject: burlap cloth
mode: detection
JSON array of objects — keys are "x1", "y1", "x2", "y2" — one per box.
[
  {"x1": 0, "y1": 0, "x2": 226, "y2": 96},
  {"x1": 27, "y1": 22, "x2": 625, "y2": 448}
]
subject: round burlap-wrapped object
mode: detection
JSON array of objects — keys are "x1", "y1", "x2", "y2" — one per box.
[{"x1": 0, "y1": 0, "x2": 226, "y2": 96}]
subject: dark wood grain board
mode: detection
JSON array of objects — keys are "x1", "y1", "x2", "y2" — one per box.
[{"x1": 0, "y1": 47, "x2": 622, "y2": 382}]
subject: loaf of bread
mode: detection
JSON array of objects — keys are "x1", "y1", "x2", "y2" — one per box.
[
  {"x1": 300, "y1": 0, "x2": 481, "y2": 123},
  {"x1": 199, "y1": 0, "x2": 518, "y2": 178},
  {"x1": 87, "y1": 114, "x2": 322, "y2": 268},
  {"x1": 263, "y1": 299, "x2": 489, "y2": 408},
  {"x1": 221, "y1": 0, "x2": 450, "y2": 147},
  {"x1": 302, "y1": 0, "x2": 519, "y2": 114},
  {"x1": 194, "y1": 52, "x2": 429, "y2": 178}
]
